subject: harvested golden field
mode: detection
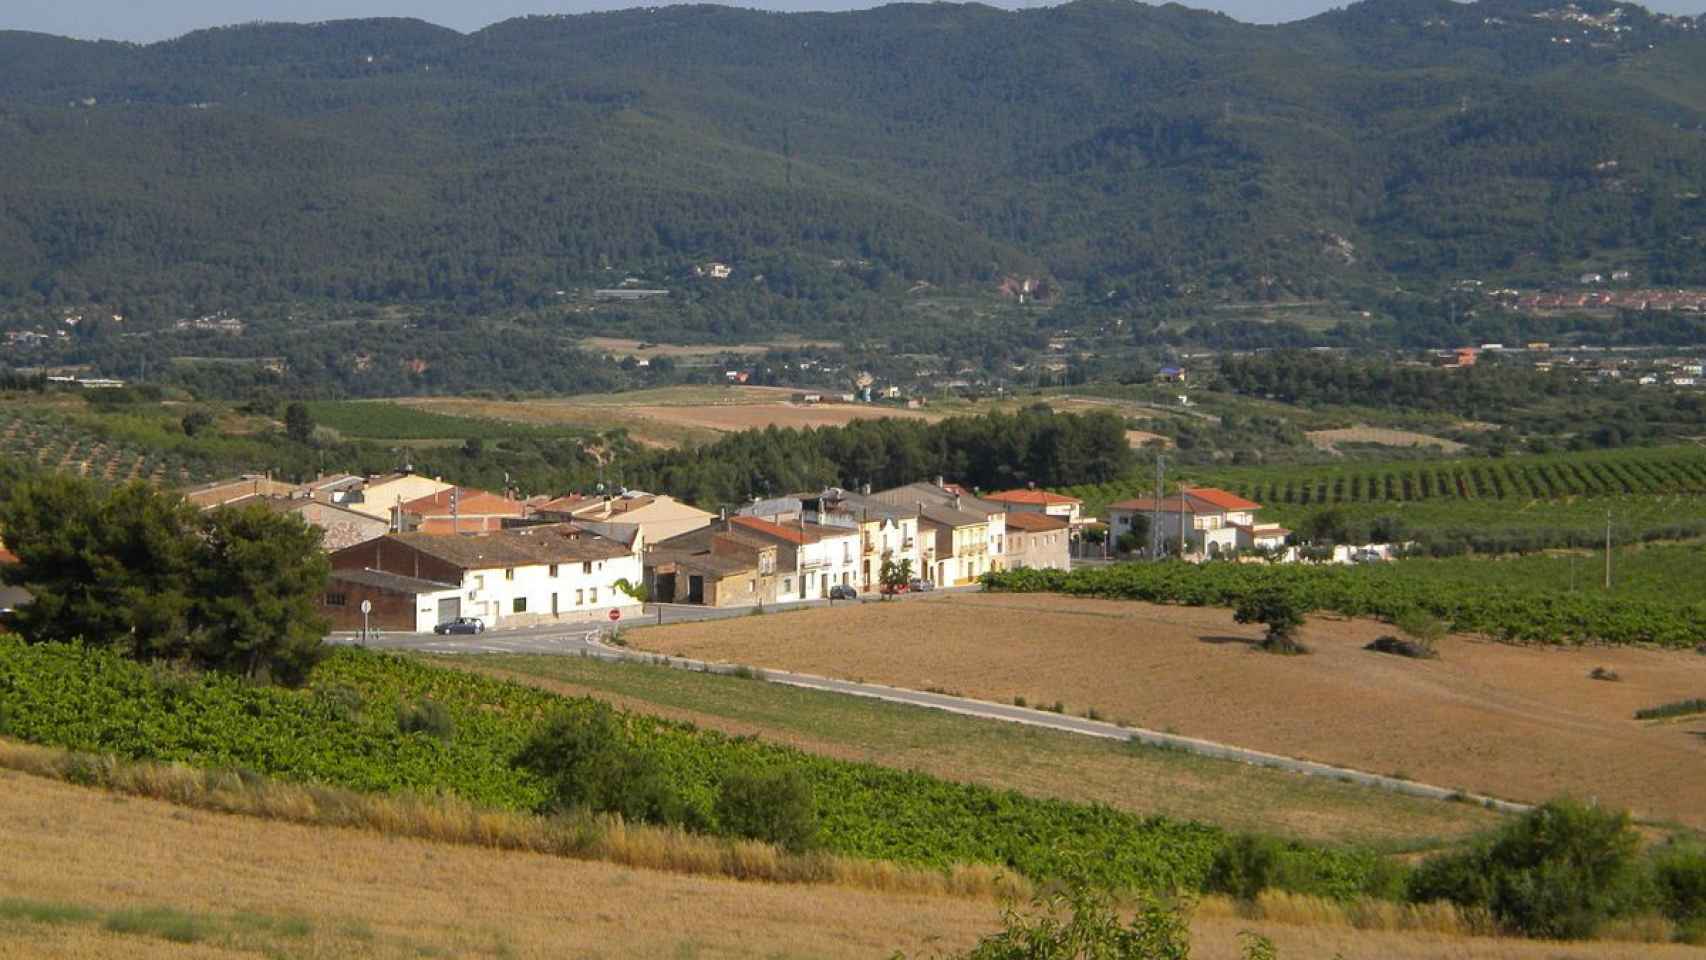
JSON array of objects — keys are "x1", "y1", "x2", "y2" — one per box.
[
  {"x1": 581, "y1": 336, "x2": 840, "y2": 360},
  {"x1": 401, "y1": 386, "x2": 941, "y2": 448},
  {"x1": 1307, "y1": 426, "x2": 1467, "y2": 453},
  {"x1": 3, "y1": 770, "x2": 1700, "y2": 960},
  {"x1": 1126, "y1": 428, "x2": 1173, "y2": 448},
  {"x1": 629, "y1": 594, "x2": 1706, "y2": 827}
]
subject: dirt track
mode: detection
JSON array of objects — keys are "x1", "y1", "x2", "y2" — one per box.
[{"x1": 631, "y1": 593, "x2": 1706, "y2": 826}]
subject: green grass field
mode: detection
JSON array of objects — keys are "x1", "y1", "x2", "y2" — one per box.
[
  {"x1": 304, "y1": 401, "x2": 595, "y2": 441},
  {"x1": 441, "y1": 653, "x2": 1502, "y2": 851},
  {"x1": 1068, "y1": 446, "x2": 1706, "y2": 545},
  {"x1": 1390, "y1": 544, "x2": 1706, "y2": 607}
]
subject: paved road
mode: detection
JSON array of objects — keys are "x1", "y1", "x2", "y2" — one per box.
[{"x1": 330, "y1": 596, "x2": 1530, "y2": 816}]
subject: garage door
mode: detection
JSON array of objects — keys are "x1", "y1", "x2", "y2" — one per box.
[{"x1": 436, "y1": 597, "x2": 461, "y2": 623}]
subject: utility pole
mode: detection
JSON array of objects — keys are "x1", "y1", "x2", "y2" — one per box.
[
  {"x1": 1604, "y1": 509, "x2": 1612, "y2": 591},
  {"x1": 1179, "y1": 486, "x2": 1189, "y2": 560},
  {"x1": 1150, "y1": 456, "x2": 1165, "y2": 561}
]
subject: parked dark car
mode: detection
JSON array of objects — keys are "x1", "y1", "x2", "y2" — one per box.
[
  {"x1": 828, "y1": 584, "x2": 858, "y2": 601},
  {"x1": 908, "y1": 577, "x2": 935, "y2": 592},
  {"x1": 433, "y1": 617, "x2": 486, "y2": 635}
]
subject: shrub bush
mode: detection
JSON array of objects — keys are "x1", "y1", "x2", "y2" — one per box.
[
  {"x1": 714, "y1": 766, "x2": 819, "y2": 853},
  {"x1": 1365, "y1": 635, "x2": 1436, "y2": 659},
  {"x1": 1205, "y1": 833, "x2": 1282, "y2": 901},
  {"x1": 396, "y1": 698, "x2": 454, "y2": 740},
  {"x1": 1654, "y1": 842, "x2": 1706, "y2": 925},
  {"x1": 514, "y1": 706, "x2": 698, "y2": 828},
  {"x1": 1408, "y1": 799, "x2": 1647, "y2": 939}
]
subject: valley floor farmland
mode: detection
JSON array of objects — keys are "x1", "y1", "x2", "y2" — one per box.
[
  {"x1": 3, "y1": 770, "x2": 1700, "y2": 960},
  {"x1": 626, "y1": 594, "x2": 1706, "y2": 827},
  {"x1": 397, "y1": 385, "x2": 943, "y2": 447}
]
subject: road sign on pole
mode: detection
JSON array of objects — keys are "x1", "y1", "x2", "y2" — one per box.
[
  {"x1": 608, "y1": 608, "x2": 622, "y2": 622},
  {"x1": 360, "y1": 599, "x2": 372, "y2": 645}
]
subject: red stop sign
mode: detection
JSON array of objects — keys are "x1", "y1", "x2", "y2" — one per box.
[{"x1": 608, "y1": 608, "x2": 622, "y2": 622}]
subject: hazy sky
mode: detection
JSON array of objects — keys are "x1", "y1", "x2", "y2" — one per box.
[{"x1": 5, "y1": 0, "x2": 1698, "y2": 44}]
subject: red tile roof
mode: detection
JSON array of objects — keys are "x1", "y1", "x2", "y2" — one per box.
[
  {"x1": 0, "y1": 544, "x2": 16, "y2": 566},
  {"x1": 729, "y1": 515, "x2": 854, "y2": 545},
  {"x1": 1183, "y1": 487, "x2": 1262, "y2": 512},
  {"x1": 1107, "y1": 495, "x2": 1216, "y2": 515},
  {"x1": 985, "y1": 489, "x2": 1083, "y2": 507},
  {"x1": 400, "y1": 486, "x2": 524, "y2": 517},
  {"x1": 1001, "y1": 512, "x2": 1069, "y2": 532},
  {"x1": 1108, "y1": 490, "x2": 1262, "y2": 515}
]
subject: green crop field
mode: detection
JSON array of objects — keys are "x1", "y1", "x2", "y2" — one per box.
[
  {"x1": 305, "y1": 401, "x2": 595, "y2": 442},
  {"x1": 0, "y1": 407, "x2": 209, "y2": 485},
  {"x1": 1067, "y1": 446, "x2": 1706, "y2": 546},
  {"x1": 1389, "y1": 544, "x2": 1706, "y2": 607},
  {"x1": 0, "y1": 637, "x2": 1392, "y2": 901}
]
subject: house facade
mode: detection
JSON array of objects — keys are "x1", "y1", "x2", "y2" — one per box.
[
  {"x1": 1002, "y1": 512, "x2": 1072, "y2": 571},
  {"x1": 342, "y1": 474, "x2": 455, "y2": 521},
  {"x1": 327, "y1": 524, "x2": 642, "y2": 630},
  {"x1": 321, "y1": 569, "x2": 463, "y2": 633},
  {"x1": 646, "y1": 522, "x2": 783, "y2": 607},
  {"x1": 916, "y1": 504, "x2": 991, "y2": 586},
  {"x1": 799, "y1": 488, "x2": 923, "y2": 592},
  {"x1": 1106, "y1": 487, "x2": 1285, "y2": 558},
  {"x1": 729, "y1": 515, "x2": 861, "y2": 600},
  {"x1": 870, "y1": 480, "x2": 1005, "y2": 580}
]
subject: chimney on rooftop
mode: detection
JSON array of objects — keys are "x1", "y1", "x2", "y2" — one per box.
[
  {"x1": 935, "y1": 475, "x2": 945, "y2": 489},
  {"x1": 954, "y1": 495, "x2": 962, "y2": 511},
  {"x1": 861, "y1": 482, "x2": 871, "y2": 496}
]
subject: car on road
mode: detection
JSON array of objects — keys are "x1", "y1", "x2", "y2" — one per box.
[
  {"x1": 433, "y1": 617, "x2": 486, "y2": 635},
  {"x1": 907, "y1": 577, "x2": 935, "y2": 592},
  {"x1": 1350, "y1": 549, "x2": 1386, "y2": 564},
  {"x1": 828, "y1": 584, "x2": 858, "y2": 601}
]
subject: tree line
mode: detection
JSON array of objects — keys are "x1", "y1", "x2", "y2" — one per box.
[
  {"x1": 619, "y1": 406, "x2": 1137, "y2": 507},
  {"x1": 0, "y1": 474, "x2": 329, "y2": 683}
]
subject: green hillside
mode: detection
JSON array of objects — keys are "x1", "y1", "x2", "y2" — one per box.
[{"x1": 0, "y1": 0, "x2": 1703, "y2": 320}]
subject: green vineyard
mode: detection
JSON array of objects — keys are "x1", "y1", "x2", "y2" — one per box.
[
  {"x1": 0, "y1": 409, "x2": 208, "y2": 486},
  {"x1": 1068, "y1": 446, "x2": 1706, "y2": 515}
]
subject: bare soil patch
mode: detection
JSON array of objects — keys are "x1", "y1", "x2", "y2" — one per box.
[
  {"x1": 1126, "y1": 429, "x2": 1173, "y2": 448},
  {"x1": 1307, "y1": 426, "x2": 1467, "y2": 453},
  {"x1": 401, "y1": 388, "x2": 941, "y2": 447},
  {"x1": 581, "y1": 336, "x2": 841, "y2": 360},
  {"x1": 2, "y1": 772, "x2": 1697, "y2": 959},
  {"x1": 628, "y1": 594, "x2": 1706, "y2": 827}
]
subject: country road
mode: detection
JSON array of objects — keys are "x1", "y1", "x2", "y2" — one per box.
[{"x1": 329, "y1": 611, "x2": 1531, "y2": 816}]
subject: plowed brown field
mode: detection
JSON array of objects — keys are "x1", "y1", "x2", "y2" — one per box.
[{"x1": 629, "y1": 593, "x2": 1706, "y2": 826}]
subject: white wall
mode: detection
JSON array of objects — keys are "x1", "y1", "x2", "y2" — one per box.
[
  {"x1": 458, "y1": 552, "x2": 644, "y2": 626},
  {"x1": 796, "y1": 531, "x2": 861, "y2": 598}
]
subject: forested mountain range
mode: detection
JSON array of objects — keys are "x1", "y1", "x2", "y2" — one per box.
[{"x1": 2, "y1": 0, "x2": 1705, "y2": 323}]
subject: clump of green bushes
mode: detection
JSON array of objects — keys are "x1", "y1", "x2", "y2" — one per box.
[
  {"x1": 1408, "y1": 799, "x2": 1706, "y2": 942},
  {"x1": 514, "y1": 705, "x2": 821, "y2": 851}
]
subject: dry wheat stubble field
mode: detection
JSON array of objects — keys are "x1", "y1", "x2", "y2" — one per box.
[
  {"x1": 627, "y1": 594, "x2": 1706, "y2": 828},
  {"x1": 4, "y1": 770, "x2": 1702, "y2": 960},
  {"x1": 399, "y1": 385, "x2": 944, "y2": 448}
]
